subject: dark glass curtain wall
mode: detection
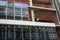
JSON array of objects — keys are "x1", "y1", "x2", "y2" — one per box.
[{"x1": 0, "y1": 25, "x2": 57, "y2": 40}]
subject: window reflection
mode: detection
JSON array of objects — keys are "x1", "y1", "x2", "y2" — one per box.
[
  {"x1": 23, "y1": 26, "x2": 30, "y2": 40},
  {"x1": 15, "y1": 3, "x2": 21, "y2": 20},
  {"x1": 0, "y1": 1, "x2": 6, "y2": 19},
  {"x1": 15, "y1": 26, "x2": 22, "y2": 40},
  {"x1": 44, "y1": 28, "x2": 50, "y2": 40},
  {"x1": 0, "y1": 1, "x2": 29, "y2": 21},
  {"x1": 7, "y1": 25, "x2": 14, "y2": 40},
  {"x1": 7, "y1": 2, "x2": 14, "y2": 19},
  {"x1": 31, "y1": 27, "x2": 38, "y2": 40},
  {"x1": 0, "y1": 25, "x2": 5, "y2": 40},
  {"x1": 0, "y1": 1, "x2": 7, "y2": 6},
  {"x1": 0, "y1": 25, "x2": 57, "y2": 40},
  {"x1": 22, "y1": 4, "x2": 29, "y2": 21},
  {"x1": 38, "y1": 27, "x2": 44, "y2": 40}
]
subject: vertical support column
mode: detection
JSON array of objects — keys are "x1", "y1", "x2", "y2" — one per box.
[
  {"x1": 22, "y1": 27, "x2": 24, "y2": 40},
  {"x1": 5, "y1": 26, "x2": 7, "y2": 40},
  {"x1": 14, "y1": 26, "x2": 15, "y2": 40},
  {"x1": 6, "y1": 1, "x2": 8, "y2": 19},
  {"x1": 21, "y1": 4, "x2": 23, "y2": 20},
  {"x1": 31, "y1": 10, "x2": 35, "y2": 21},
  {"x1": 29, "y1": 27, "x2": 31, "y2": 40},
  {"x1": 30, "y1": 0, "x2": 32, "y2": 6},
  {"x1": 30, "y1": 0, "x2": 35, "y2": 21},
  {"x1": 14, "y1": 2, "x2": 15, "y2": 20}
]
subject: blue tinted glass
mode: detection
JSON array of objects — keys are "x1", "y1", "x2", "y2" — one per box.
[
  {"x1": 45, "y1": 31, "x2": 49, "y2": 39},
  {"x1": 8, "y1": 2, "x2": 14, "y2": 7},
  {"x1": 0, "y1": 12, "x2": 5, "y2": 15},
  {"x1": 15, "y1": 2, "x2": 22, "y2": 8},
  {"x1": 0, "y1": 1, "x2": 7, "y2": 6},
  {"x1": 22, "y1": 4, "x2": 28, "y2": 8},
  {"x1": 23, "y1": 27, "x2": 30, "y2": 40},
  {"x1": 0, "y1": 0, "x2": 6, "y2": 1},
  {"x1": 22, "y1": 4, "x2": 28, "y2": 18},
  {"x1": 7, "y1": 7, "x2": 14, "y2": 16}
]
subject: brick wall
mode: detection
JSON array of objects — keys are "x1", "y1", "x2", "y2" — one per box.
[
  {"x1": 6, "y1": 0, "x2": 30, "y2": 5},
  {"x1": 32, "y1": 0, "x2": 54, "y2": 8},
  {"x1": 34, "y1": 10, "x2": 59, "y2": 24},
  {"x1": 56, "y1": 27, "x2": 60, "y2": 40}
]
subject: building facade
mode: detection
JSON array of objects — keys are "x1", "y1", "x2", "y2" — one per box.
[
  {"x1": 53, "y1": 0, "x2": 60, "y2": 40},
  {"x1": 0, "y1": 0, "x2": 59, "y2": 40}
]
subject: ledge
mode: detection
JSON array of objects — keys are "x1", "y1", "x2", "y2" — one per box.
[
  {"x1": 28, "y1": 6, "x2": 56, "y2": 11},
  {"x1": 0, "y1": 19, "x2": 55, "y2": 27}
]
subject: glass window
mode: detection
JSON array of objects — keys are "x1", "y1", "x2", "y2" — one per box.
[
  {"x1": 22, "y1": 4, "x2": 29, "y2": 21},
  {"x1": 15, "y1": 26, "x2": 22, "y2": 40},
  {"x1": 30, "y1": 27, "x2": 38, "y2": 40},
  {"x1": 0, "y1": 0, "x2": 7, "y2": 6},
  {"x1": 0, "y1": 0, "x2": 6, "y2": 1},
  {"x1": 7, "y1": 2, "x2": 14, "y2": 19},
  {"x1": 15, "y1": 3, "x2": 21, "y2": 20},
  {"x1": 0, "y1": 7, "x2": 5, "y2": 11},
  {"x1": 0, "y1": 25, "x2": 5, "y2": 40},
  {"x1": 23, "y1": 26, "x2": 30, "y2": 40},
  {"x1": 38, "y1": 27, "x2": 44, "y2": 40},
  {"x1": 0, "y1": 1, "x2": 29, "y2": 21},
  {"x1": 0, "y1": 0, "x2": 6, "y2": 19},
  {"x1": 0, "y1": 6, "x2": 6, "y2": 19},
  {"x1": 8, "y1": 2, "x2": 14, "y2": 7},
  {"x1": 0, "y1": 25, "x2": 57, "y2": 40},
  {"x1": 7, "y1": 25, "x2": 14, "y2": 40},
  {"x1": 44, "y1": 28, "x2": 50, "y2": 40}
]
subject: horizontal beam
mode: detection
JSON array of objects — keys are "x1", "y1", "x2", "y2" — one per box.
[
  {"x1": 28, "y1": 6, "x2": 56, "y2": 11},
  {"x1": 0, "y1": 19, "x2": 55, "y2": 27}
]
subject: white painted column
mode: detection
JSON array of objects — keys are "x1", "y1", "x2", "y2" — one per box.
[
  {"x1": 6, "y1": 1, "x2": 8, "y2": 19},
  {"x1": 30, "y1": 0, "x2": 35, "y2": 21},
  {"x1": 14, "y1": 2, "x2": 15, "y2": 20},
  {"x1": 31, "y1": 10, "x2": 35, "y2": 21}
]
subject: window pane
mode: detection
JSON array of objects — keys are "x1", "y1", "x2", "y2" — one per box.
[
  {"x1": 22, "y1": 4, "x2": 29, "y2": 21},
  {"x1": 15, "y1": 26, "x2": 22, "y2": 40},
  {"x1": 44, "y1": 28, "x2": 50, "y2": 40},
  {"x1": 38, "y1": 27, "x2": 44, "y2": 40},
  {"x1": 0, "y1": 1, "x2": 7, "y2": 6},
  {"x1": 23, "y1": 26, "x2": 30, "y2": 40},
  {"x1": 7, "y1": 25, "x2": 14, "y2": 40},
  {"x1": 0, "y1": 25, "x2": 57, "y2": 40},
  {"x1": 15, "y1": 3, "x2": 21, "y2": 20},
  {"x1": 49, "y1": 28, "x2": 57, "y2": 40},
  {"x1": 0, "y1": 25, "x2": 5, "y2": 40},
  {"x1": 7, "y1": 2, "x2": 14, "y2": 19},
  {"x1": 0, "y1": 0, "x2": 6, "y2": 19},
  {"x1": 31, "y1": 27, "x2": 38, "y2": 40},
  {"x1": 0, "y1": 0, "x2": 6, "y2": 1},
  {"x1": 0, "y1": 6, "x2": 6, "y2": 19}
]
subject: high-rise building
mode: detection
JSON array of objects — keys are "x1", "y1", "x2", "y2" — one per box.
[{"x1": 0, "y1": 0, "x2": 59, "y2": 40}]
